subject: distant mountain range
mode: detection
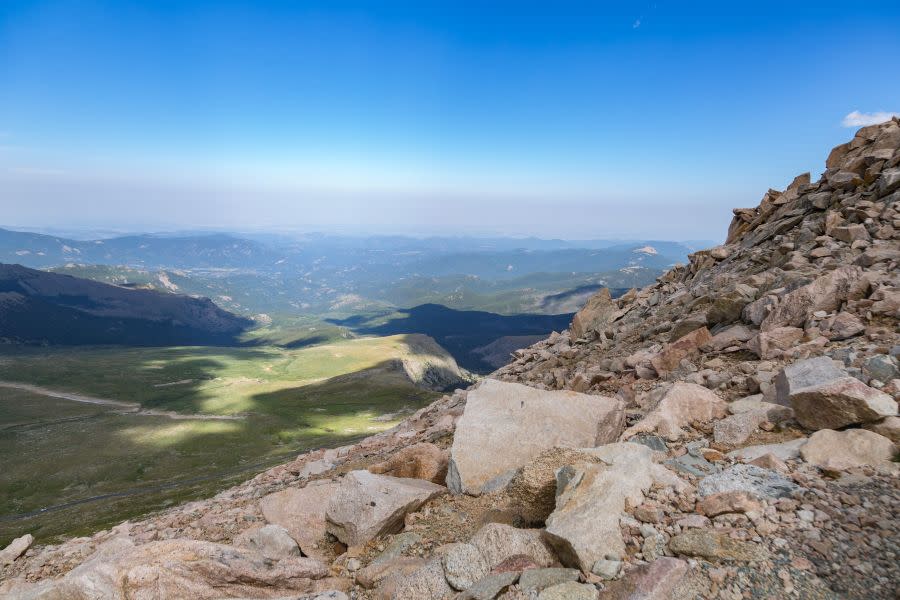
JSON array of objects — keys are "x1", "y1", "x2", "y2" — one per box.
[
  {"x1": 0, "y1": 263, "x2": 252, "y2": 346},
  {"x1": 0, "y1": 227, "x2": 711, "y2": 317}
]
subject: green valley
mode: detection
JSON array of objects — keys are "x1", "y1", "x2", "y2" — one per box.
[{"x1": 0, "y1": 334, "x2": 465, "y2": 545}]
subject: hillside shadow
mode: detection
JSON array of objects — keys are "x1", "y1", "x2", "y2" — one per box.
[
  {"x1": 281, "y1": 335, "x2": 330, "y2": 349},
  {"x1": 327, "y1": 303, "x2": 573, "y2": 373},
  {"x1": 0, "y1": 352, "x2": 439, "y2": 546}
]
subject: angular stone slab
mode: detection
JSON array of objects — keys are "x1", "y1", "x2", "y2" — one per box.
[
  {"x1": 774, "y1": 356, "x2": 845, "y2": 406},
  {"x1": 447, "y1": 379, "x2": 624, "y2": 495},
  {"x1": 325, "y1": 470, "x2": 445, "y2": 547},
  {"x1": 544, "y1": 443, "x2": 654, "y2": 572},
  {"x1": 789, "y1": 376, "x2": 897, "y2": 430},
  {"x1": 260, "y1": 479, "x2": 340, "y2": 559}
]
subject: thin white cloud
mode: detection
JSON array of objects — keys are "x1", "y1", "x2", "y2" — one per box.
[
  {"x1": 633, "y1": 19, "x2": 641, "y2": 29},
  {"x1": 842, "y1": 110, "x2": 899, "y2": 127}
]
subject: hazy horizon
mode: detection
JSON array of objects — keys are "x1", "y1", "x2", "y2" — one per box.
[{"x1": 2, "y1": 1, "x2": 899, "y2": 239}]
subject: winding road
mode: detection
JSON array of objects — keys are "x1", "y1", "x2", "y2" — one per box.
[{"x1": 0, "y1": 381, "x2": 243, "y2": 421}]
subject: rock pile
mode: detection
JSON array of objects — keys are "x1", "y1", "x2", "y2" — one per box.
[{"x1": 1, "y1": 120, "x2": 899, "y2": 599}]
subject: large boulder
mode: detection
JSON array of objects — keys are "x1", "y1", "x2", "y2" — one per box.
[
  {"x1": 4, "y1": 537, "x2": 329, "y2": 599},
  {"x1": 622, "y1": 382, "x2": 727, "y2": 441},
  {"x1": 774, "y1": 356, "x2": 897, "y2": 429},
  {"x1": 760, "y1": 266, "x2": 869, "y2": 331},
  {"x1": 800, "y1": 429, "x2": 897, "y2": 471},
  {"x1": 368, "y1": 442, "x2": 448, "y2": 484},
  {"x1": 788, "y1": 376, "x2": 897, "y2": 430},
  {"x1": 774, "y1": 356, "x2": 845, "y2": 406},
  {"x1": 325, "y1": 471, "x2": 445, "y2": 547},
  {"x1": 260, "y1": 479, "x2": 340, "y2": 559},
  {"x1": 570, "y1": 288, "x2": 617, "y2": 339},
  {"x1": 543, "y1": 443, "x2": 654, "y2": 572},
  {"x1": 447, "y1": 379, "x2": 624, "y2": 495}
]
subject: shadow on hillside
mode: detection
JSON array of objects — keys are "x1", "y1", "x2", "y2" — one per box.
[
  {"x1": 280, "y1": 334, "x2": 331, "y2": 349},
  {"x1": 327, "y1": 303, "x2": 573, "y2": 373},
  {"x1": 0, "y1": 354, "x2": 439, "y2": 546}
]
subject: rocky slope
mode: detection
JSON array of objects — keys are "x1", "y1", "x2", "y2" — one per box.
[{"x1": 1, "y1": 120, "x2": 898, "y2": 599}]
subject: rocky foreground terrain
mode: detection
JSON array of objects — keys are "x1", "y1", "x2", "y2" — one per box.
[{"x1": 2, "y1": 120, "x2": 899, "y2": 599}]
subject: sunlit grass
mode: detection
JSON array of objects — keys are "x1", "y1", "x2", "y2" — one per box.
[
  {"x1": 116, "y1": 421, "x2": 243, "y2": 448},
  {"x1": 0, "y1": 334, "x2": 449, "y2": 545}
]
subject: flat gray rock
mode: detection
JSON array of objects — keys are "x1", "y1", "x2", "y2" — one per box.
[
  {"x1": 698, "y1": 464, "x2": 800, "y2": 499},
  {"x1": 774, "y1": 356, "x2": 845, "y2": 405}
]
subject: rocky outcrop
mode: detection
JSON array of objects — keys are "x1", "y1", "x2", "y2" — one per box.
[
  {"x1": 447, "y1": 379, "x2": 624, "y2": 495},
  {"x1": 570, "y1": 287, "x2": 617, "y2": 340}
]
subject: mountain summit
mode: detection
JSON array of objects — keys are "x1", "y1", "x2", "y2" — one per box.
[{"x1": 2, "y1": 119, "x2": 899, "y2": 599}]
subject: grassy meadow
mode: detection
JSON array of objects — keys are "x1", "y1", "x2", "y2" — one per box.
[{"x1": 0, "y1": 334, "x2": 452, "y2": 545}]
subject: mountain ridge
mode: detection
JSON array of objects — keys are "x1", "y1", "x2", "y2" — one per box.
[{"x1": 0, "y1": 263, "x2": 252, "y2": 346}]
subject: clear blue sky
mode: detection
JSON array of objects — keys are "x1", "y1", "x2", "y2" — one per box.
[{"x1": 1, "y1": 1, "x2": 899, "y2": 239}]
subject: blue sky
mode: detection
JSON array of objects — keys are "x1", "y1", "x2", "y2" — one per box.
[{"x1": 1, "y1": 1, "x2": 899, "y2": 239}]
